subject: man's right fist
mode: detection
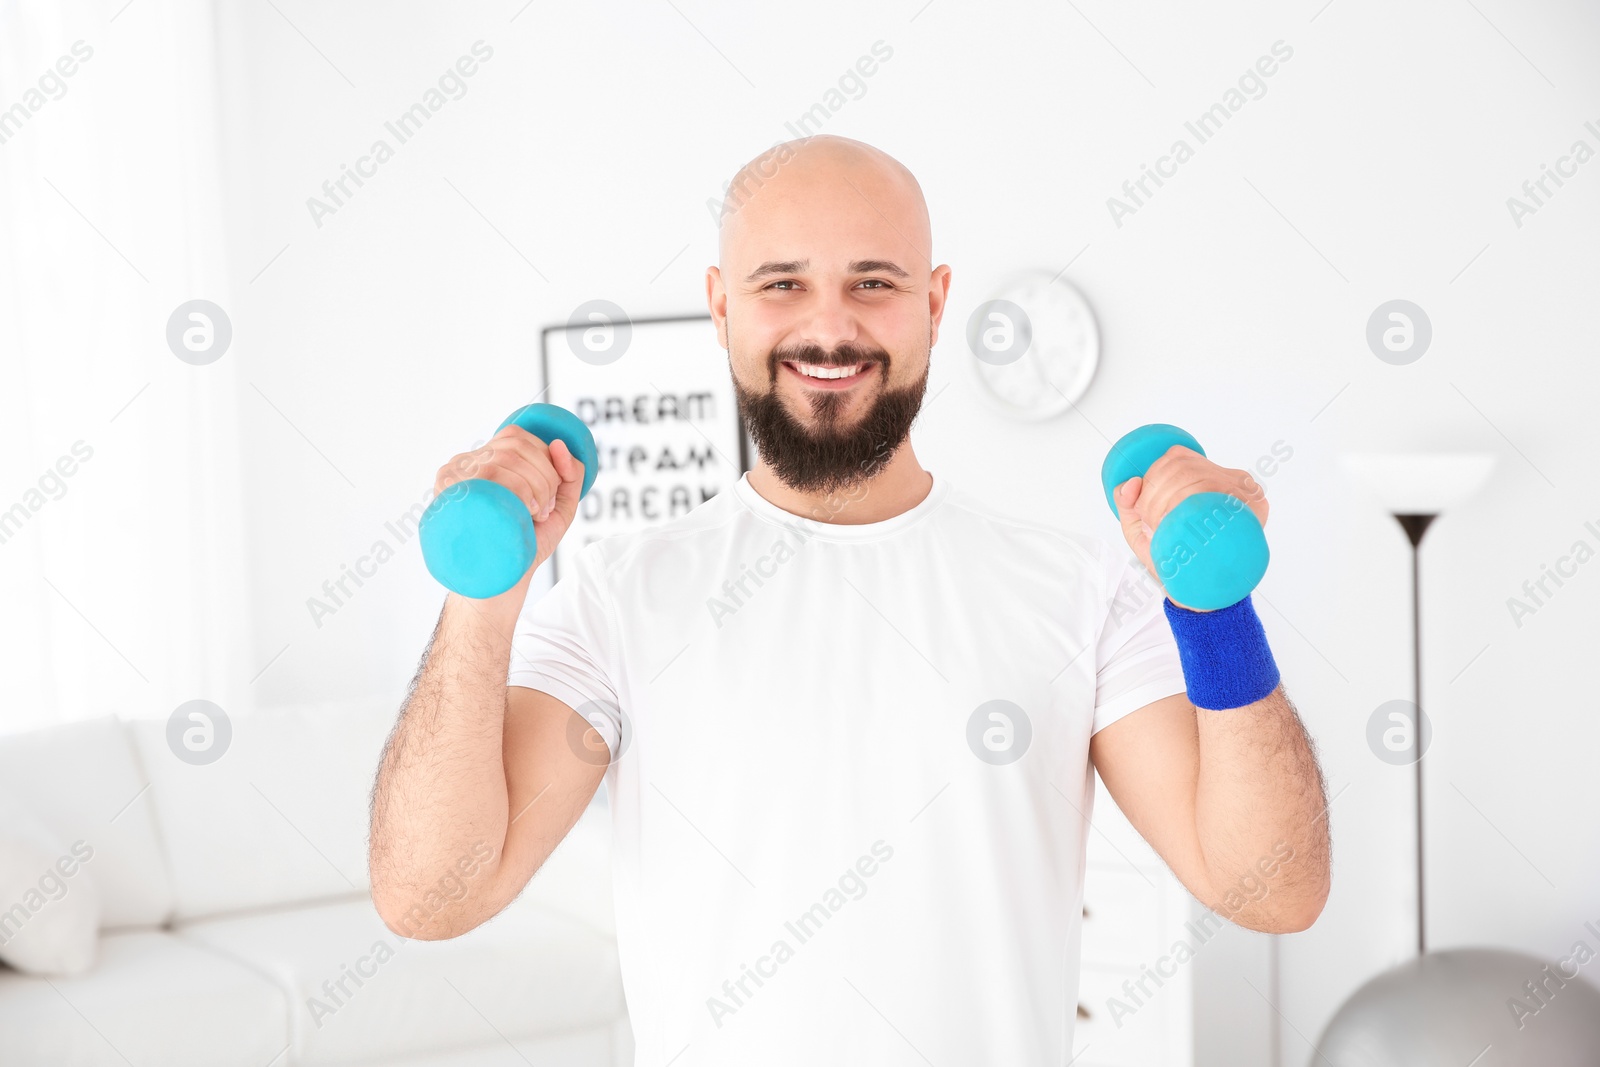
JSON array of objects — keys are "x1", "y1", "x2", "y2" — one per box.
[{"x1": 433, "y1": 424, "x2": 588, "y2": 575}]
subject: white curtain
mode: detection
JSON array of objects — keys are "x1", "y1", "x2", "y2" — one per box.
[{"x1": 0, "y1": 0, "x2": 254, "y2": 734}]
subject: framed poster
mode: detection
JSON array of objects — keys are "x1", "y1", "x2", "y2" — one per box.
[{"x1": 539, "y1": 312, "x2": 752, "y2": 582}]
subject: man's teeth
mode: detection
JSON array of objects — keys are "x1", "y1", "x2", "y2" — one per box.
[{"x1": 795, "y1": 363, "x2": 864, "y2": 379}]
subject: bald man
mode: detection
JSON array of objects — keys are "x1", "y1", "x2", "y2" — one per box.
[{"x1": 370, "y1": 135, "x2": 1330, "y2": 1065}]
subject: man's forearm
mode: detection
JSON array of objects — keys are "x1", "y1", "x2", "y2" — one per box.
[
  {"x1": 368, "y1": 588, "x2": 524, "y2": 937},
  {"x1": 1192, "y1": 684, "x2": 1331, "y2": 932}
]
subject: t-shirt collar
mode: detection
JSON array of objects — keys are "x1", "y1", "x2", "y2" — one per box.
[{"x1": 732, "y1": 469, "x2": 950, "y2": 543}]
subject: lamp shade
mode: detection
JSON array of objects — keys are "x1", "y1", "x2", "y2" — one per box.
[{"x1": 1339, "y1": 452, "x2": 1497, "y2": 515}]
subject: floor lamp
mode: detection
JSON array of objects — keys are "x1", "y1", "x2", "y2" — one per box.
[{"x1": 1313, "y1": 453, "x2": 1600, "y2": 1065}]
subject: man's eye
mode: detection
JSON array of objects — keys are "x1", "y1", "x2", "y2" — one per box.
[{"x1": 763, "y1": 278, "x2": 892, "y2": 291}]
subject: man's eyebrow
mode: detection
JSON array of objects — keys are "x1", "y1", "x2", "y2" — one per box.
[
  {"x1": 743, "y1": 259, "x2": 911, "y2": 283},
  {"x1": 849, "y1": 259, "x2": 910, "y2": 278},
  {"x1": 745, "y1": 260, "x2": 807, "y2": 283}
]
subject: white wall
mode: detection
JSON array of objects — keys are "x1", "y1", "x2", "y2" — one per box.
[{"x1": 159, "y1": 0, "x2": 1600, "y2": 1061}]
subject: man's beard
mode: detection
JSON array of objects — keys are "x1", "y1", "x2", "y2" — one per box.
[{"x1": 730, "y1": 336, "x2": 930, "y2": 495}]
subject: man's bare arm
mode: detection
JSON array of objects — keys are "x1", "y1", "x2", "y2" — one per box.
[
  {"x1": 1099, "y1": 436, "x2": 1330, "y2": 930},
  {"x1": 368, "y1": 424, "x2": 600, "y2": 939},
  {"x1": 368, "y1": 586, "x2": 606, "y2": 939},
  {"x1": 1090, "y1": 688, "x2": 1331, "y2": 933}
]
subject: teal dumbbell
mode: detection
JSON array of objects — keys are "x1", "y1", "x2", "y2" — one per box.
[
  {"x1": 1100, "y1": 424, "x2": 1268, "y2": 610},
  {"x1": 419, "y1": 403, "x2": 598, "y2": 599}
]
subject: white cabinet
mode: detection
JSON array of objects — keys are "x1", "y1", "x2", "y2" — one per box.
[{"x1": 1074, "y1": 775, "x2": 1196, "y2": 1067}]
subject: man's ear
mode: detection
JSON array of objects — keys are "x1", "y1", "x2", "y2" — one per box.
[
  {"x1": 926, "y1": 264, "x2": 952, "y2": 348},
  {"x1": 705, "y1": 266, "x2": 728, "y2": 348}
]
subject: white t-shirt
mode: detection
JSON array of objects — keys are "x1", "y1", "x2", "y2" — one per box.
[{"x1": 508, "y1": 469, "x2": 1188, "y2": 1066}]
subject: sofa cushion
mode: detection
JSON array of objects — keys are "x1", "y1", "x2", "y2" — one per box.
[
  {"x1": 0, "y1": 791, "x2": 100, "y2": 975},
  {"x1": 0, "y1": 928, "x2": 290, "y2": 1067},
  {"x1": 127, "y1": 698, "x2": 398, "y2": 921},
  {"x1": 0, "y1": 717, "x2": 174, "y2": 930},
  {"x1": 322, "y1": 1026, "x2": 623, "y2": 1067},
  {"x1": 177, "y1": 890, "x2": 624, "y2": 1066}
]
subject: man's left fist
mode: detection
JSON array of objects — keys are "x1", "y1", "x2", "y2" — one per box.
[{"x1": 1111, "y1": 445, "x2": 1269, "y2": 611}]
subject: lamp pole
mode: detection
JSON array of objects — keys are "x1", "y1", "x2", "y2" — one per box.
[{"x1": 1393, "y1": 512, "x2": 1436, "y2": 958}]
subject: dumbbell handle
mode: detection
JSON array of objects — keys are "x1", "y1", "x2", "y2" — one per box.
[{"x1": 496, "y1": 403, "x2": 599, "y2": 499}]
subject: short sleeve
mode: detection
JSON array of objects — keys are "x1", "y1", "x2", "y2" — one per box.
[
  {"x1": 1091, "y1": 541, "x2": 1189, "y2": 734},
  {"x1": 507, "y1": 541, "x2": 622, "y2": 757}
]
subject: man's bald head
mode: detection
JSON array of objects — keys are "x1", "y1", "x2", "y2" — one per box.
[
  {"x1": 706, "y1": 135, "x2": 950, "y2": 496},
  {"x1": 717, "y1": 135, "x2": 931, "y2": 269}
]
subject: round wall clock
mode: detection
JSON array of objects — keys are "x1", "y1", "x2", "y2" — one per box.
[{"x1": 965, "y1": 270, "x2": 1100, "y2": 421}]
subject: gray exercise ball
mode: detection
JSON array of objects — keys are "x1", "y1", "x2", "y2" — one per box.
[{"x1": 1313, "y1": 947, "x2": 1600, "y2": 1066}]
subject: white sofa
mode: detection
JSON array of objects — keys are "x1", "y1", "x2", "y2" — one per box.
[{"x1": 0, "y1": 700, "x2": 632, "y2": 1067}]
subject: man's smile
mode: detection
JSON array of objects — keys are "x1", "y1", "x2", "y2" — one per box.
[{"x1": 780, "y1": 360, "x2": 878, "y2": 390}]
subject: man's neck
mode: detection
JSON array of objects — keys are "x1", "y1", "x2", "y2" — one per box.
[{"x1": 746, "y1": 448, "x2": 933, "y2": 526}]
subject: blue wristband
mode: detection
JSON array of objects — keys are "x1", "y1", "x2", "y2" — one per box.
[{"x1": 1162, "y1": 594, "x2": 1280, "y2": 710}]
